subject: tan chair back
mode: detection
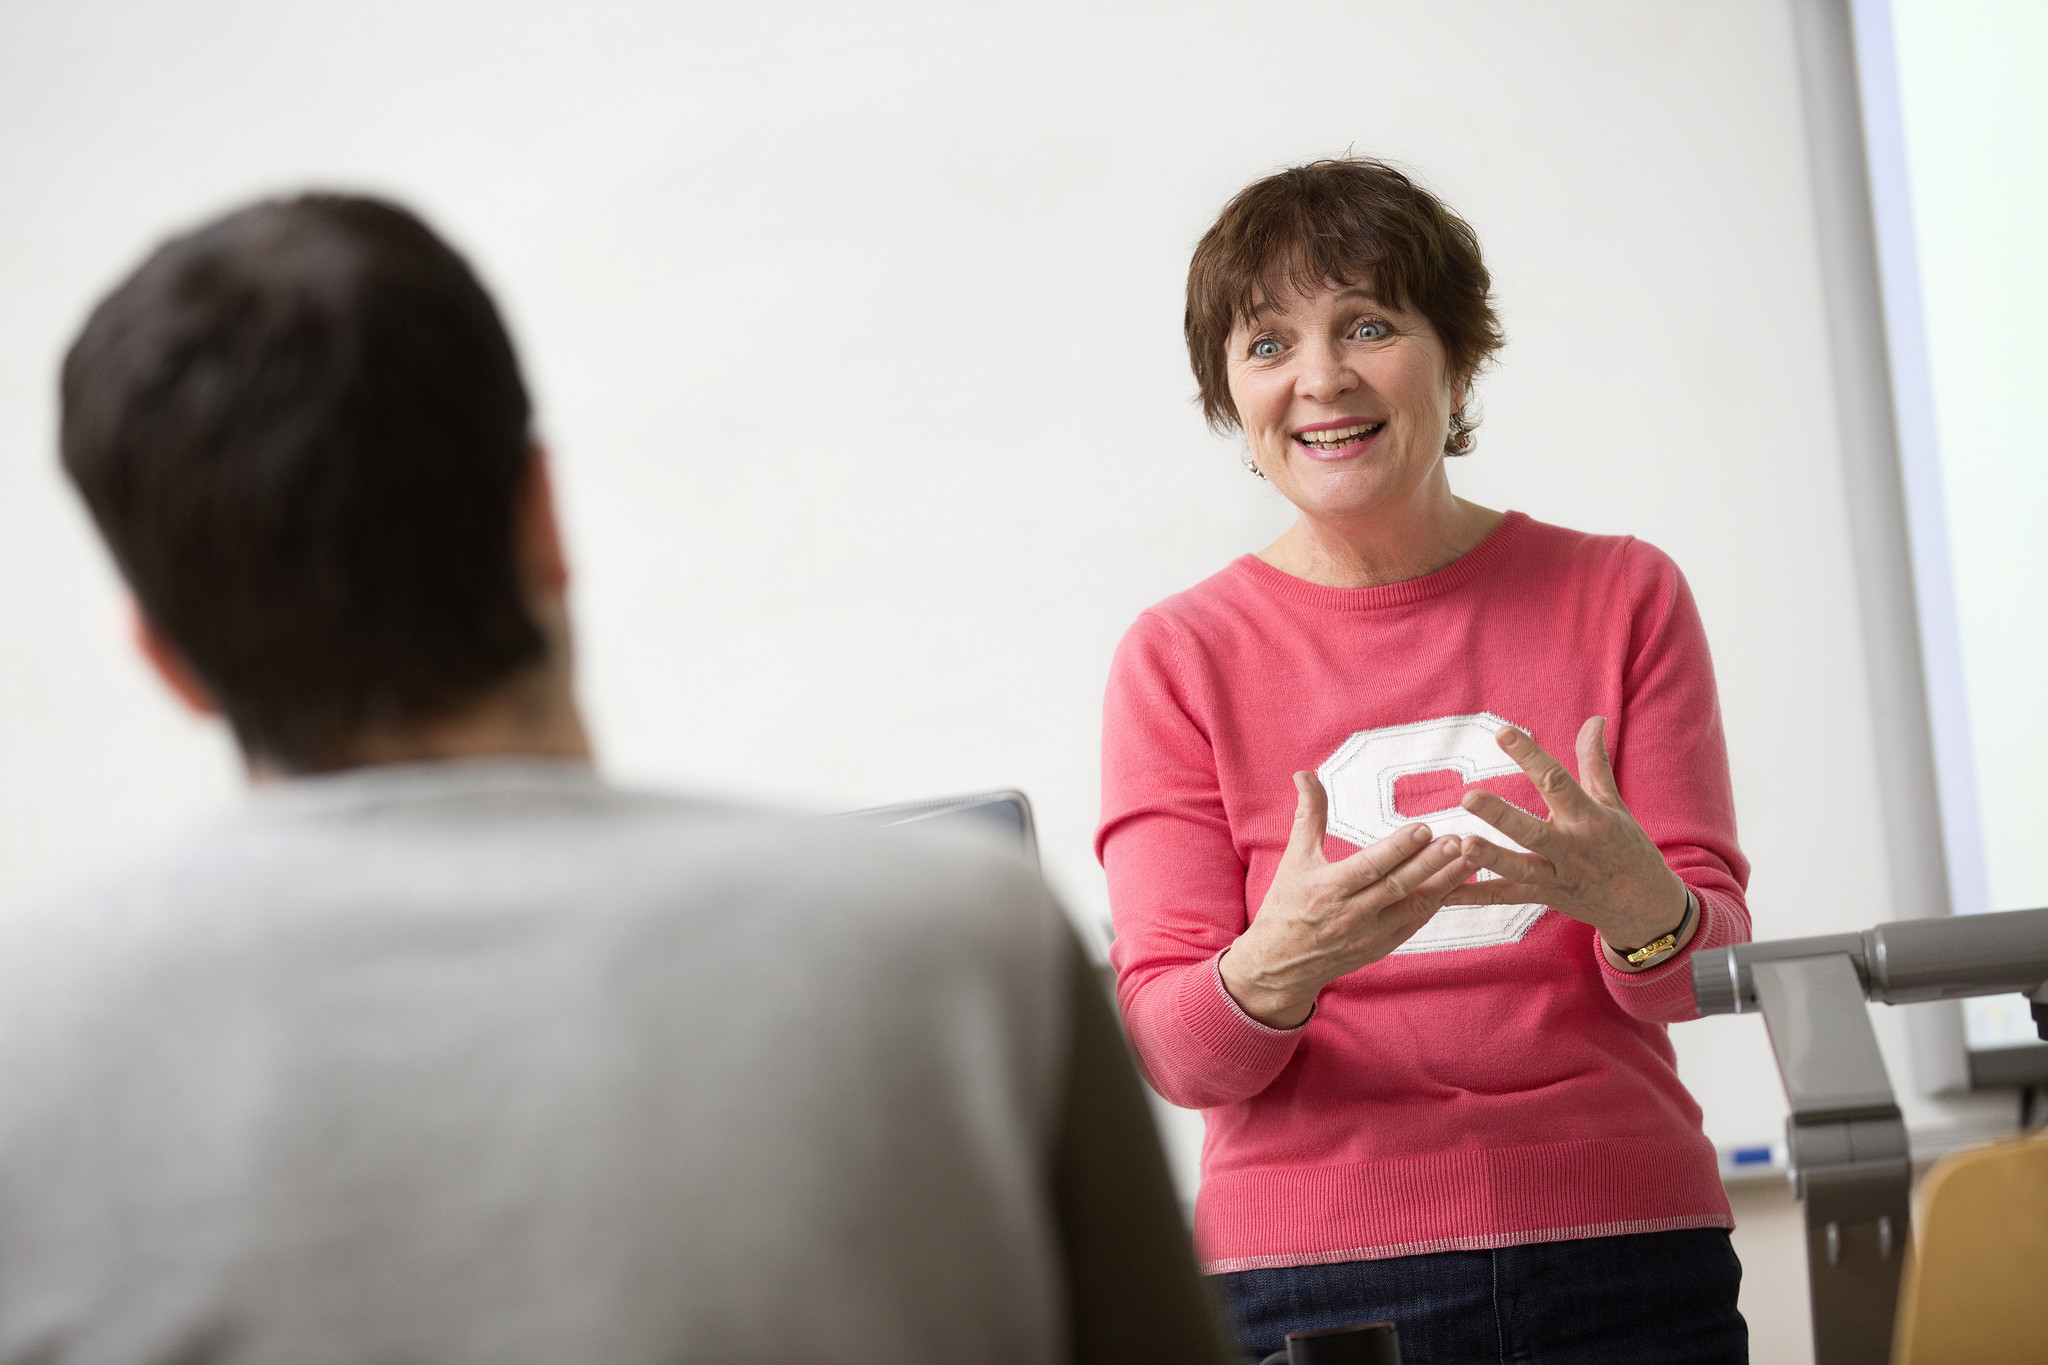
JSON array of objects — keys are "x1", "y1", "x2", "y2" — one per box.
[{"x1": 1892, "y1": 1131, "x2": 2048, "y2": 1364}]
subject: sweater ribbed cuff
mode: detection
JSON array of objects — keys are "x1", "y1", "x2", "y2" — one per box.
[
  {"x1": 1171, "y1": 952, "x2": 1309, "y2": 1079},
  {"x1": 1596, "y1": 883, "x2": 1735, "y2": 1019}
]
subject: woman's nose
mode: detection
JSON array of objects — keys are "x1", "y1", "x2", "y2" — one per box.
[{"x1": 1295, "y1": 341, "x2": 1361, "y2": 405}]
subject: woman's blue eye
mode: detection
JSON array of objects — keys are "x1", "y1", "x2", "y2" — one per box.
[
  {"x1": 1252, "y1": 337, "x2": 1282, "y2": 359},
  {"x1": 1353, "y1": 320, "x2": 1387, "y2": 340}
]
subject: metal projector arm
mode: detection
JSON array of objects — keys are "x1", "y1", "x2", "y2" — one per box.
[{"x1": 1692, "y1": 906, "x2": 2048, "y2": 1365}]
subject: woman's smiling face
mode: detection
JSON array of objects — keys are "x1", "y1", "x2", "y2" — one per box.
[{"x1": 1225, "y1": 281, "x2": 1465, "y2": 526}]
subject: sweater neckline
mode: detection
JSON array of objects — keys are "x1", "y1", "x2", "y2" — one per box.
[{"x1": 1230, "y1": 510, "x2": 1532, "y2": 611}]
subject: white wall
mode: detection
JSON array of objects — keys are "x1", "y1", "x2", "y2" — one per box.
[{"x1": 0, "y1": 3, "x2": 2015, "y2": 1356}]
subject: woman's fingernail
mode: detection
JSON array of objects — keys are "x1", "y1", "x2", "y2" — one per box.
[{"x1": 1411, "y1": 826, "x2": 1430, "y2": 844}]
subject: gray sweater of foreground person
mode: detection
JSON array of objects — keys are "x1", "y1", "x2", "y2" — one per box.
[{"x1": 0, "y1": 759, "x2": 1224, "y2": 1365}]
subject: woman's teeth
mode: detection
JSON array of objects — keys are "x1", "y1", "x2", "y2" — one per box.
[{"x1": 1296, "y1": 422, "x2": 1383, "y2": 450}]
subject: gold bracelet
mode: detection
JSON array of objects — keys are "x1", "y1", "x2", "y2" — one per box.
[{"x1": 1619, "y1": 891, "x2": 1696, "y2": 967}]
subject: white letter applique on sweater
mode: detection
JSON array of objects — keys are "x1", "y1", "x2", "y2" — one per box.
[{"x1": 1317, "y1": 712, "x2": 1548, "y2": 953}]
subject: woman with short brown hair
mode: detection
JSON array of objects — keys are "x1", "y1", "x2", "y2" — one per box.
[{"x1": 1097, "y1": 159, "x2": 1751, "y2": 1361}]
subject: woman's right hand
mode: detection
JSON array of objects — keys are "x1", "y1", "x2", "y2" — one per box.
[{"x1": 1218, "y1": 771, "x2": 1474, "y2": 1028}]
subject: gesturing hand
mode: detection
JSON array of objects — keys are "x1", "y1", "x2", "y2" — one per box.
[
  {"x1": 1447, "y1": 718, "x2": 1689, "y2": 962},
  {"x1": 1219, "y1": 770, "x2": 1474, "y2": 1029}
]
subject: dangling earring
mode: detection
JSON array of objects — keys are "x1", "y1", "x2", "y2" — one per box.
[
  {"x1": 1241, "y1": 448, "x2": 1266, "y2": 479},
  {"x1": 1445, "y1": 408, "x2": 1476, "y2": 456}
]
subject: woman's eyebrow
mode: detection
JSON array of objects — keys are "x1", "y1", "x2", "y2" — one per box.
[{"x1": 1245, "y1": 287, "x2": 1387, "y2": 322}]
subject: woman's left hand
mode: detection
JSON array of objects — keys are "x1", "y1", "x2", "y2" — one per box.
[{"x1": 1446, "y1": 717, "x2": 1690, "y2": 958}]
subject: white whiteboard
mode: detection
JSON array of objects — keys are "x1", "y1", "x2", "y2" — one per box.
[
  {"x1": 0, "y1": 0, "x2": 2013, "y2": 1192},
  {"x1": 1857, "y1": 0, "x2": 2048, "y2": 1053}
]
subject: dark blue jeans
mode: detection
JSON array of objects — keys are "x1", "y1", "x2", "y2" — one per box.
[{"x1": 1215, "y1": 1228, "x2": 1746, "y2": 1365}]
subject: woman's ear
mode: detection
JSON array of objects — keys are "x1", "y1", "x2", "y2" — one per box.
[
  {"x1": 516, "y1": 442, "x2": 571, "y2": 602},
  {"x1": 129, "y1": 602, "x2": 219, "y2": 717}
]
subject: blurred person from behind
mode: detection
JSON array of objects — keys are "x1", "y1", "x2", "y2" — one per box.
[
  {"x1": 1097, "y1": 159, "x2": 1751, "y2": 1363},
  {"x1": 0, "y1": 194, "x2": 1230, "y2": 1365}
]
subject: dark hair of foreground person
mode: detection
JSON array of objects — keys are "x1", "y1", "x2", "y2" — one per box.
[{"x1": 61, "y1": 195, "x2": 543, "y2": 770}]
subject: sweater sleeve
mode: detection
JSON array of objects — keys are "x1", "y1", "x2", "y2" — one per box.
[
  {"x1": 1595, "y1": 543, "x2": 1754, "y2": 1021},
  {"x1": 1095, "y1": 612, "x2": 1306, "y2": 1109}
]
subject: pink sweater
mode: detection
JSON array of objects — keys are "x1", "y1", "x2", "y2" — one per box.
[{"x1": 1096, "y1": 512, "x2": 1749, "y2": 1274}]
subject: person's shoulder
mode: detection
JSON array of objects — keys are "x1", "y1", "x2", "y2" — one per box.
[
  {"x1": 589, "y1": 788, "x2": 1066, "y2": 956},
  {"x1": 756, "y1": 807, "x2": 1052, "y2": 926},
  {"x1": 0, "y1": 815, "x2": 249, "y2": 1028},
  {"x1": 1124, "y1": 557, "x2": 1266, "y2": 633},
  {"x1": 0, "y1": 777, "x2": 1068, "y2": 1018},
  {"x1": 1110, "y1": 558, "x2": 1275, "y2": 676},
  {"x1": 1506, "y1": 512, "x2": 1687, "y2": 591},
  {"x1": 655, "y1": 796, "x2": 1043, "y2": 892},
  {"x1": 0, "y1": 797, "x2": 244, "y2": 938}
]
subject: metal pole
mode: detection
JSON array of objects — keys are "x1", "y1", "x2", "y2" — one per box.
[{"x1": 1750, "y1": 956, "x2": 1909, "y2": 1364}]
